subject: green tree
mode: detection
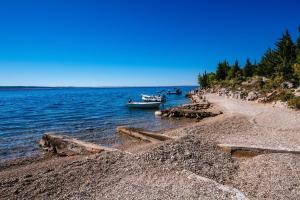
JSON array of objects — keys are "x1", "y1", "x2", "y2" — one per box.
[
  {"x1": 198, "y1": 71, "x2": 209, "y2": 88},
  {"x1": 230, "y1": 60, "x2": 242, "y2": 79},
  {"x1": 207, "y1": 72, "x2": 216, "y2": 85},
  {"x1": 293, "y1": 63, "x2": 300, "y2": 84},
  {"x1": 296, "y1": 26, "x2": 300, "y2": 64},
  {"x1": 243, "y1": 58, "x2": 254, "y2": 77},
  {"x1": 257, "y1": 48, "x2": 278, "y2": 77},
  {"x1": 216, "y1": 60, "x2": 230, "y2": 80},
  {"x1": 274, "y1": 30, "x2": 296, "y2": 80}
]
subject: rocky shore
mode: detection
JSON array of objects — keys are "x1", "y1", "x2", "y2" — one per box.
[
  {"x1": 159, "y1": 102, "x2": 222, "y2": 120},
  {"x1": 0, "y1": 91, "x2": 299, "y2": 199}
]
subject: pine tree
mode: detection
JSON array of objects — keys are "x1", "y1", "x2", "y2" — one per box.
[
  {"x1": 275, "y1": 30, "x2": 296, "y2": 80},
  {"x1": 243, "y1": 58, "x2": 254, "y2": 77},
  {"x1": 257, "y1": 48, "x2": 278, "y2": 77},
  {"x1": 198, "y1": 71, "x2": 209, "y2": 88},
  {"x1": 230, "y1": 60, "x2": 242, "y2": 78},
  {"x1": 216, "y1": 60, "x2": 230, "y2": 80},
  {"x1": 296, "y1": 26, "x2": 300, "y2": 64}
]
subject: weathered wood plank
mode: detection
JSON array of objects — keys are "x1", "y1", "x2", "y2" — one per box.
[
  {"x1": 218, "y1": 143, "x2": 300, "y2": 157},
  {"x1": 39, "y1": 133, "x2": 117, "y2": 156},
  {"x1": 117, "y1": 126, "x2": 173, "y2": 142}
]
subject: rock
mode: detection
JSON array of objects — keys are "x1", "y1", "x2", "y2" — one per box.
[
  {"x1": 257, "y1": 91, "x2": 278, "y2": 103},
  {"x1": 160, "y1": 102, "x2": 221, "y2": 120},
  {"x1": 294, "y1": 87, "x2": 300, "y2": 97},
  {"x1": 272, "y1": 101, "x2": 288, "y2": 108},
  {"x1": 246, "y1": 91, "x2": 259, "y2": 101},
  {"x1": 262, "y1": 76, "x2": 269, "y2": 82},
  {"x1": 39, "y1": 133, "x2": 115, "y2": 156},
  {"x1": 281, "y1": 81, "x2": 294, "y2": 89},
  {"x1": 154, "y1": 111, "x2": 162, "y2": 116}
]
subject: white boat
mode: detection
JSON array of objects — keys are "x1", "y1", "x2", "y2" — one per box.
[
  {"x1": 127, "y1": 101, "x2": 161, "y2": 109},
  {"x1": 141, "y1": 94, "x2": 166, "y2": 102}
]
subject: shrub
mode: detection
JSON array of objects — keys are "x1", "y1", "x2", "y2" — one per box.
[
  {"x1": 278, "y1": 90, "x2": 295, "y2": 102},
  {"x1": 288, "y1": 96, "x2": 300, "y2": 109}
]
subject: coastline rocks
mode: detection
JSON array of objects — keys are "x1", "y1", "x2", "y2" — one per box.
[
  {"x1": 161, "y1": 102, "x2": 221, "y2": 120},
  {"x1": 294, "y1": 87, "x2": 300, "y2": 97},
  {"x1": 155, "y1": 111, "x2": 162, "y2": 116},
  {"x1": 257, "y1": 91, "x2": 278, "y2": 103},
  {"x1": 39, "y1": 133, "x2": 116, "y2": 156},
  {"x1": 229, "y1": 91, "x2": 248, "y2": 100},
  {"x1": 246, "y1": 91, "x2": 260, "y2": 101},
  {"x1": 281, "y1": 81, "x2": 294, "y2": 89},
  {"x1": 272, "y1": 100, "x2": 288, "y2": 108}
]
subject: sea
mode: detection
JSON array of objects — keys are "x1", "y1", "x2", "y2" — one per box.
[{"x1": 0, "y1": 86, "x2": 196, "y2": 161}]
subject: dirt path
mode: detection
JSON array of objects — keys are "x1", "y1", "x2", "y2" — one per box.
[{"x1": 205, "y1": 94, "x2": 300, "y2": 151}]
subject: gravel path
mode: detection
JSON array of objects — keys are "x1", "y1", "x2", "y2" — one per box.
[
  {"x1": 233, "y1": 153, "x2": 300, "y2": 200},
  {"x1": 0, "y1": 135, "x2": 242, "y2": 200},
  {"x1": 205, "y1": 94, "x2": 300, "y2": 151}
]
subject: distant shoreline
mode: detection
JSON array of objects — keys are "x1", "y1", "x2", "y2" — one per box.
[{"x1": 0, "y1": 85, "x2": 198, "y2": 90}]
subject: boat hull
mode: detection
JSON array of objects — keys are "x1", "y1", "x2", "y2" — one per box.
[{"x1": 127, "y1": 102, "x2": 161, "y2": 109}]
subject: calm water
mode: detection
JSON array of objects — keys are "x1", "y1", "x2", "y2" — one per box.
[{"x1": 0, "y1": 86, "x2": 195, "y2": 161}]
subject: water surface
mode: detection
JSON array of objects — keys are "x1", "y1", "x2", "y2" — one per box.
[{"x1": 0, "y1": 86, "x2": 195, "y2": 161}]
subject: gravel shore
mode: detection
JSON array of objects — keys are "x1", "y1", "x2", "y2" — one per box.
[{"x1": 0, "y1": 94, "x2": 299, "y2": 199}]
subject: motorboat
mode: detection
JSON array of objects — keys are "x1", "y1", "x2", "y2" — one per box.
[
  {"x1": 167, "y1": 88, "x2": 182, "y2": 95},
  {"x1": 127, "y1": 101, "x2": 161, "y2": 109},
  {"x1": 141, "y1": 94, "x2": 166, "y2": 102}
]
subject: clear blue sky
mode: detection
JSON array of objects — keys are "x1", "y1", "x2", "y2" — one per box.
[{"x1": 0, "y1": 0, "x2": 300, "y2": 87}]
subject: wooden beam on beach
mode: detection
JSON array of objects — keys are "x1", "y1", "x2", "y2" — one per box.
[
  {"x1": 218, "y1": 143, "x2": 300, "y2": 157},
  {"x1": 39, "y1": 133, "x2": 118, "y2": 156},
  {"x1": 117, "y1": 126, "x2": 173, "y2": 143}
]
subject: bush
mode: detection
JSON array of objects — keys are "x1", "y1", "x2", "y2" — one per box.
[
  {"x1": 288, "y1": 96, "x2": 300, "y2": 109},
  {"x1": 278, "y1": 90, "x2": 295, "y2": 102}
]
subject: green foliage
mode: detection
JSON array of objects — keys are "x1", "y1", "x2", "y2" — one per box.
[
  {"x1": 216, "y1": 60, "x2": 230, "y2": 80},
  {"x1": 256, "y1": 48, "x2": 278, "y2": 77},
  {"x1": 228, "y1": 60, "x2": 242, "y2": 79},
  {"x1": 197, "y1": 26, "x2": 300, "y2": 97},
  {"x1": 288, "y1": 96, "x2": 300, "y2": 109},
  {"x1": 278, "y1": 89, "x2": 295, "y2": 102},
  {"x1": 292, "y1": 63, "x2": 300, "y2": 84},
  {"x1": 198, "y1": 71, "x2": 209, "y2": 88},
  {"x1": 243, "y1": 59, "x2": 254, "y2": 77},
  {"x1": 296, "y1": 27, "x2": 300, "y2": 64},
  {"x1": 198, "y1": 71, "x2": 217, "y2": 88},
  {"x1": 274, "y1": 30, "x2": 296, "y2": 80},
  {"x1": 207, "y1": 72, "x2": 216, "y2": 85}
]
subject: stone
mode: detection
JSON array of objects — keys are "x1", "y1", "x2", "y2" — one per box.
[
  {"x1": 294, "y1": 87, "x2": 300, "y2": 97},
  {"x1": 246, "y1": 91, "x2": 259, "y2": 101},
  {"x1": 154, "y1": 111, "x2": 162, "y2": 116},
  {"x1": 281, "y1": 81, "x2": 293, "y2": 89}
]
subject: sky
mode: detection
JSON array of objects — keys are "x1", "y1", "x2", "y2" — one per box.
[{"x1": 0, "y1": 0, "x2": 300, "y2": 87}]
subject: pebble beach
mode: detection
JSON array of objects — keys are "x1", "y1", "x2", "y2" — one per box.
[{"x1": 0, "y1": 93, "x2": 299, "y2": 199}]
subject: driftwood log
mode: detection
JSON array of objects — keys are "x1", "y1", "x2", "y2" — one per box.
[
  {"x1": 39, "y1": 133, "x2": 117, "y2": 156},
  {"x1": 117, "y1": 126, "x2": 173, "y2": 143},
  {"x1": 218, "y1": 143, "x2": 300, "y2": 158}
]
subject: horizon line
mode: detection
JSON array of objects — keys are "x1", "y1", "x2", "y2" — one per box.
[{"x1": 0, "y1": 85, "x2": 198, "y2": 89}]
